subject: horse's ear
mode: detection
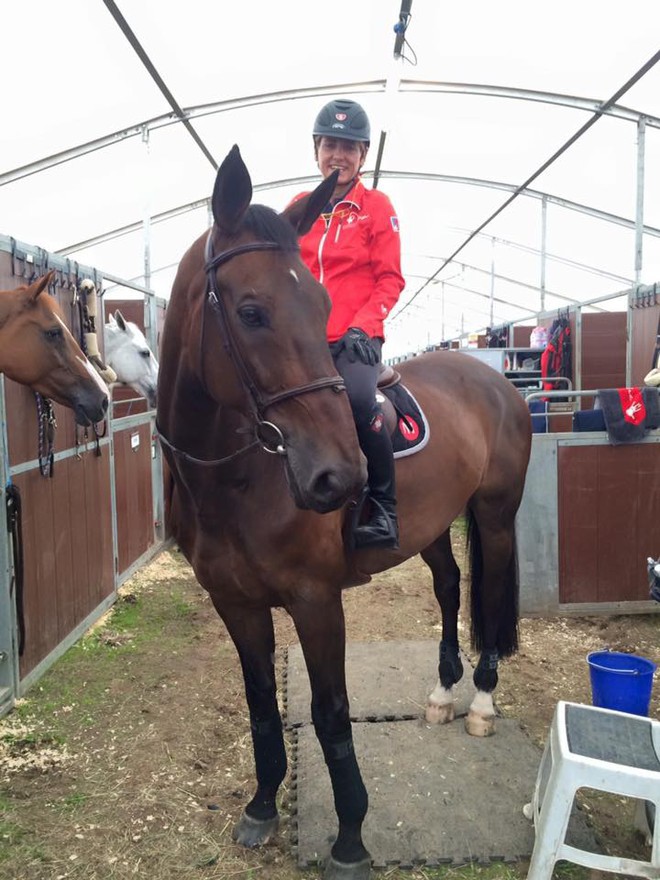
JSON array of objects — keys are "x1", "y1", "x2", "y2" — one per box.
[
  {"x1": 211, "y1": 144, "x2": 252, "y2": 235},
  {"x1": 114, "y1": 310, "x2": 128, "y2": 332},
  {"x1": 282, "y1": 170, "x2": 339, "y2": 237},
  {"x1": 26, "y1": 270, "x2": 56, "y2": 305}
]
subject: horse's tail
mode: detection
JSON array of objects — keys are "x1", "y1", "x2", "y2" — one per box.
[{"x1": 467, "y1": 508, "x2": 520, "y2": 657}]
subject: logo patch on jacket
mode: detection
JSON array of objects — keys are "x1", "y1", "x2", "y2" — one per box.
[{"x1": 390, "y1": 216, "x2": 400, "y2": 232}]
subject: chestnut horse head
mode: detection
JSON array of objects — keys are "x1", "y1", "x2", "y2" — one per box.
[
  {"x1": 0, "y1": 272, "x2": 109, "y2": 425},
  {"x1": 158, "y1": 144, "x2": 366, "y2": 514}
]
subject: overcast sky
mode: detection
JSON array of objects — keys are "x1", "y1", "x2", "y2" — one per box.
[{"x1": 2, "y1": 1, "x2": 660, "y2": 355}]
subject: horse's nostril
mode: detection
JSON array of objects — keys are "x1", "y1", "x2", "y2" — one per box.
[{"x1": 313, "y1": 469, "x2": 350, "y2": 508}]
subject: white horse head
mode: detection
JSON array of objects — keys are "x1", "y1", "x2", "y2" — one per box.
[{"x1": 104, "y1": 310, "x2": 159, "y2": 408}]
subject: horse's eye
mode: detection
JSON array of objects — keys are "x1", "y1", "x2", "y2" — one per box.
[
  {"x1": 139, "y1": 349, "x2": 151, "y2": 359},
  {"x1": 238, "y1": 305, "x2": 267, "y2": 328},
  {"x1": 44, "y1": 327, "x2": 63, "y2": 341}
]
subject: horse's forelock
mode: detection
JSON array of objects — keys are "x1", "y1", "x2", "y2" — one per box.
[{"x1": 244, "y1": 205, "x2": 299, "y2": 251}]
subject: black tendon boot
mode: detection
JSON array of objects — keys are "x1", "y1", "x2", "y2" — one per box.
[{"x1": 353, "y1": 411, "x2": 399, "y2": 550}]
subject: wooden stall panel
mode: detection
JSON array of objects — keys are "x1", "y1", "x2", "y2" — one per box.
[
  {"x1": 113, "y1": 423, "x2": 155, "y2": 575},
  {"x1": 630, "y1": 301, "x2": 660, "y2": 386},
  {"x1": 15, "y1": 452, "x2": 115, "y2": 679},
  {"x1": 558, "y1": 443, "x2": 660, "y2": 605},
  {"x1": 557, "y1": 447, "x2": 599, "y2": 603},
  {"x1": 580, "y1": 312, "x2": 626, "y2": 393},
  {"x1": 512, "y1": 325, "x2": 535, "y2": 347}
]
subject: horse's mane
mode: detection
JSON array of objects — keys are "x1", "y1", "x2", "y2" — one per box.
[{"x1": 244, "y1": 204, "x2": 299, "y2": 252}]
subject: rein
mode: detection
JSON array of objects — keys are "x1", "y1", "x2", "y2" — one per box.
[
  {"x1": 156, "y1": 425, "x2": 260, "y2": 467},
  {"x1": 158, "y1": 231, "x2": 345, "y2": 463}
]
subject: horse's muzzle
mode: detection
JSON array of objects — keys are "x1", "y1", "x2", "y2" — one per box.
[
  {"x1": 74, "y1": 393, "x2": 109, "y2": 426},
  {"x1": 287, "y1": 457, "x2": 367, "y2": 514}
]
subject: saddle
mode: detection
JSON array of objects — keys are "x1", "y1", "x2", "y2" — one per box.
[{"x1": 376, "y1": 364, "x2": 429, "y2": 458}]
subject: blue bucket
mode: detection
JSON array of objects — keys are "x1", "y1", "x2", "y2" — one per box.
[{"x1": 587, "y1": 651, "x2": 656, "y2": 716}]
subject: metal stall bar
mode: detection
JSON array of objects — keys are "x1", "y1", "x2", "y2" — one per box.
[{"x1": 0, "y1": 377, "x2": 18, "y2": 716}]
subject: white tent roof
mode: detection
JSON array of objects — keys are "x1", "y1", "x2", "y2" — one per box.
[{"x1": 3, "y1": 0, "x2": 660, "y2": 356}]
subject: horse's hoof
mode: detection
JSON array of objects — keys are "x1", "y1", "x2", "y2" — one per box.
[
  {"x1": 231, "y1": 811, "x2": 279, "y2": 848},
  {"x1": 324, "y1": 855, "x2": 372, "y2": 880},
  {"x1": 464, "y1": 710, "x2": 496, "y2": 737},
  {"x1": 425, "y1": 701, "x2": 455, "y2": 724}
]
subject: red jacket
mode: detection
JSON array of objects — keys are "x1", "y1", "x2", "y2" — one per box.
[{"x1": 291, "y1": 178, "x2": 405, "y2": 342}]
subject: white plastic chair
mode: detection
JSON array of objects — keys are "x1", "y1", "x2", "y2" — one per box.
[{"x1": 526, "y1": 700, "x2": 660, "y2": 880}]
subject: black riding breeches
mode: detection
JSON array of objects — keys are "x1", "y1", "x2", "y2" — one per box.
[
  {"x1": 330, "y1": 338, "x2": 383, "y2": 435},
  {"x1": 329, "y1": 339, "x2": 395, "y2": 478}
]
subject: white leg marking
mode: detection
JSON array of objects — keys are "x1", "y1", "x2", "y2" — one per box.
[
  {"x1": 426, "y1": 680, "x2": 455, "y2": 724},
  {"x1": 465, "y1": 690, "x2": 496, "y2": 737}
]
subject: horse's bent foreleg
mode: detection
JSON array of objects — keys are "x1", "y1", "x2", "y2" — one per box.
[
  {"x1": 215, "y1": 601, "x2": 286, "y2": 846},
  {"x1": 421, "y1": 531, "x2": 464, "y2": 724},
  {"x1": 289, "y1": 593, "x2": 371, "y2": 880},
  {"x1": 464, "y1": 502, "x2": 520, "y2": 738}
]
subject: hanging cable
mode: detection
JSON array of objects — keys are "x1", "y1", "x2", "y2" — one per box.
[{"x1": 391, "y1": 48, "x2": 660, "y2": 322}]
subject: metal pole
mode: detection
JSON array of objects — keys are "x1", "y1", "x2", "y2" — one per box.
[
  {"x1": 629, "y1": 117, "x2": 647, "y2": 385},
  {"x1": 489, "y1": 239, "x2": 495, "y2": 326},
  {"x1": 634, "y1": 117, "x2": 646, "y2": 286},
  {"x1": 142, "y1": 126, "x2": 152, "y2": 290},
  {"x1": 540, "y1": 195, "x2": 547, "y2": 312},
  {"x1": 575, "y1": 307, "x2": 582, "y2": 391},
  {"x1": 0, "y1": 377, "x2": 17, "y2": 717},
  {"x1": 441, "y1": 282, "x2": 445, "y2": 342}
]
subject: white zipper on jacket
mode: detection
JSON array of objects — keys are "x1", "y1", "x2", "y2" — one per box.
[
  {"x1": 317, "y1": 195, "x2": 359, "y2": 285},
  {"x1": 317, "y1": 225, "x2": 329, "y2": 285}
]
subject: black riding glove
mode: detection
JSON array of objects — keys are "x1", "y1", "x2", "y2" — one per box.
[{"x1": 339, "y1": 327, "x2": 379, "y2": 366}]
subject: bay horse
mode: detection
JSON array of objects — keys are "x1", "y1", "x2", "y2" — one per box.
[
  {"x1": 158, "y1": 146, "x2": 532, "y2": 880},
  {"x1": 0, "y1": 271, "x2": 108, "y2": 425},
  {"x1": 105, "y1": 310, "x2": 159, "y2": 407}
]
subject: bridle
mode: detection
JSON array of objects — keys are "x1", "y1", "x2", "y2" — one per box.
[{"x1": 157, "y1": 230, "x2": 346, "y2": 465}]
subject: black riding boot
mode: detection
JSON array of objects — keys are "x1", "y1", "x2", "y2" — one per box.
[{"x1": 353, "y1": 417, "x2": 399, "y2": 550}]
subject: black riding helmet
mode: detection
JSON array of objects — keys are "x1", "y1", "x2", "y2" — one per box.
[{"x1": 313, "y1": 99, "x2": 371, "y2": 146}]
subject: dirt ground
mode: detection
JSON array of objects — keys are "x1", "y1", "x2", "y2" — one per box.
[{"x1": 1, "y1": 538, "x2": 659, "y2": 880}]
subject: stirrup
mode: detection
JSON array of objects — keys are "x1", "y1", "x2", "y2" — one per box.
[{"x1": 352, "y1": 497, "x2": 399, "y2": 550}]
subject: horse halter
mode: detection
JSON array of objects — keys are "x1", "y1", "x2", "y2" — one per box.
[{"x1": 203, "y1": 230, "x2": 346, "y2": 456}]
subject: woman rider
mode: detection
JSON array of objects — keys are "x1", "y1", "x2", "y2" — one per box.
[{"x1": 289, "y1": 99, "x2": 406, "y2": 549}]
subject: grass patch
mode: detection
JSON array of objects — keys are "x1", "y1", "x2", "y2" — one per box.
[
  {"x1": 0, "y1": 794, "x2": 49, "y2": 867},
  {"x1": 1, "y1": 578, "x2": 201, "y2": 745},
  {"x1": 0, "y1": 730, "x2": 63, "y2": 749},
  {"x1": 57, "y1": 792, "x2": 88, "y2": 812},
  {"x1": 0, "y1": 792, "x2": 21, "y2": 862}
]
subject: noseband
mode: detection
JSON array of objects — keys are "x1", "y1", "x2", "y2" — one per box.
[{"x1": 164, "y1": 231, "x2": 345, "y2": 462}]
